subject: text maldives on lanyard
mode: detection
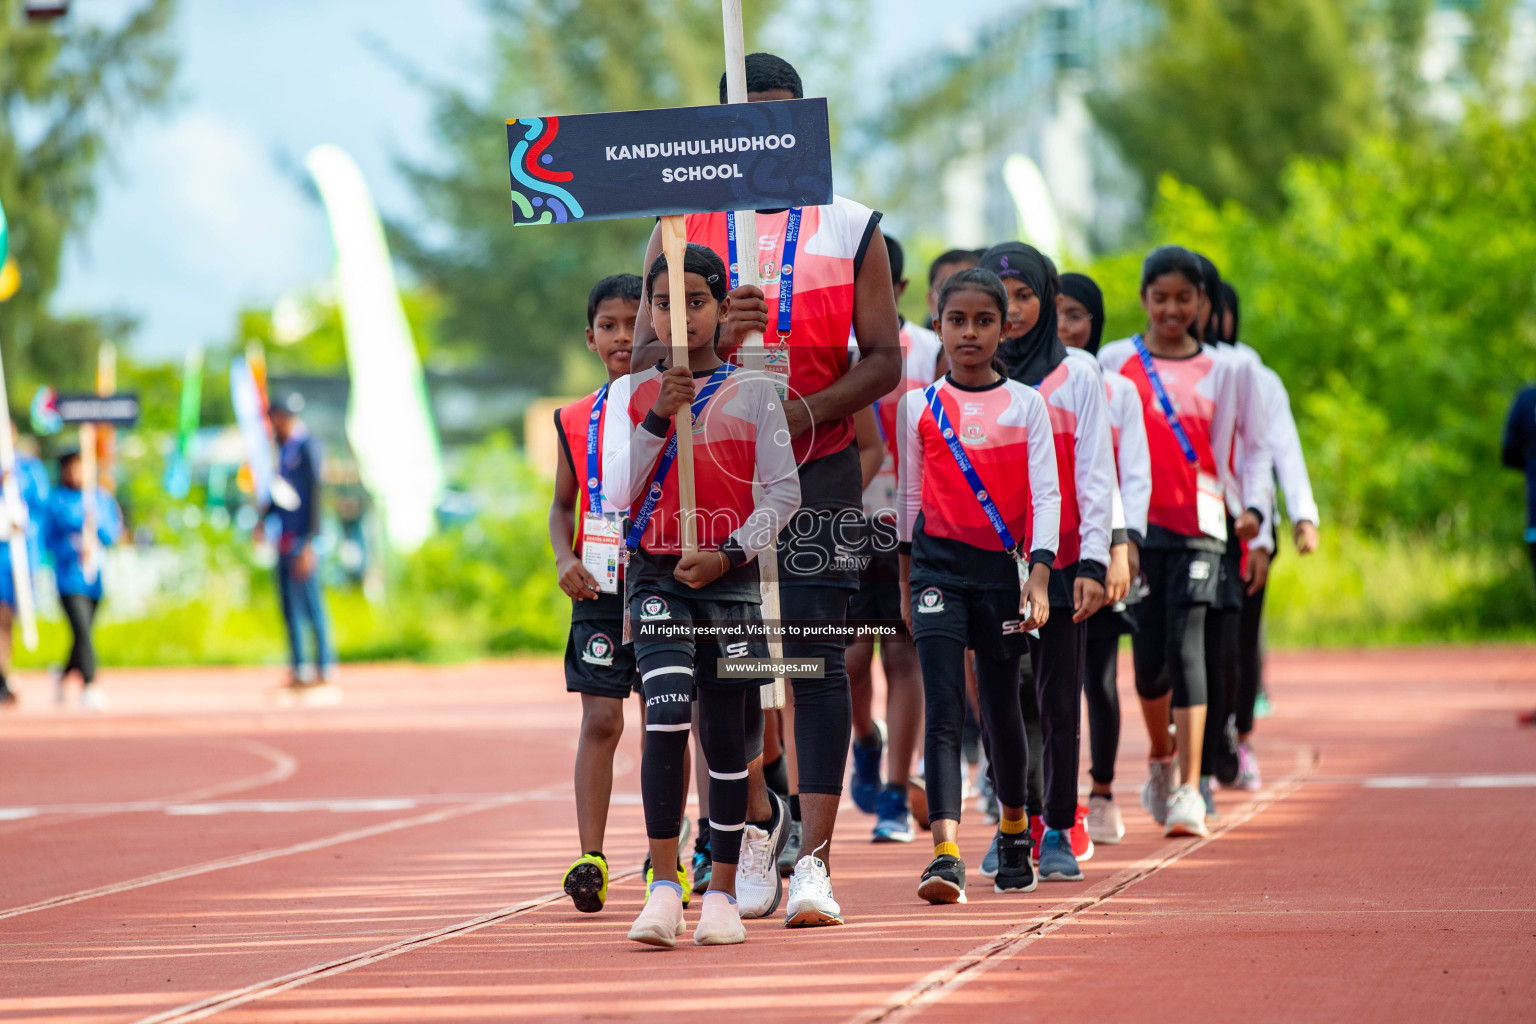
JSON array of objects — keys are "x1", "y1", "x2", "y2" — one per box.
[{"x1": 727, "y1": 207, "x2": 803, "y2": 341}]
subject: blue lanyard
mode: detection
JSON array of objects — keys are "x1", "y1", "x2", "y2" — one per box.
[
  {"x1": 584, "y1": 383, "x2": 609, "y2": 517},
  {"x1": 921, "y1": 383, "x2": 1017, "y2": 552},
  {"x1": 726, "y1": 208, "x2": 803, "y2": 338},
  {"x1": 1131, "y1": 334, "x2": 1200, "y2": 466},
  {"x1": 872, "y1": 398, "x2": 887, "y2": 444},
  {"x1": 625, "y1": 363, "x2": 736, "y2": 551}
]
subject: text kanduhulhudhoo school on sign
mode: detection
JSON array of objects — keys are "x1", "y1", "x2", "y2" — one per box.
[{"x1": 505, "y1": 98, "x2": 832, "y2": 224}]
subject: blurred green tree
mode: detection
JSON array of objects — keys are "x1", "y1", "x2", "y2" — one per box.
[
  {"x1": 0, "y1": 0, "x2": 177, "y2": 401},
  {"x1": 1087, "y1": 0, "x2": 1378, "y2": 215},
  {"x1": 1085, "y1": 109, "x2": 1536, "y2": 545}
]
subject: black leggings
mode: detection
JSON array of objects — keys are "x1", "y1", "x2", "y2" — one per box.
[
  {"x1": 919, "y1": 636, "x2": 1026, "y2": 824},
  {"x1": 1201, "y1": 605, "x2": 1242, "y2": 777},
  {"x1": 1132, "y1": 594, "x2": 1207, "y2": 709},
  {"x1": 60, "y1": 594, "x2": 99, "y2": 685},
  {"x1": 1083, "y1": 624, "x2": 1121, "y2": 786},
  {"x1": 1025, "y1": 613, "x2": 1086, "y2": 831},
  {"x1": 638, "y1": 650, "x2": 750, "y2": 866},
  {"x1": 783, "y1": 584, "x2": 853, "y2": 796},
  {"x1": 1235, "y1": 579, "x2": 1267, "y2": 735}
]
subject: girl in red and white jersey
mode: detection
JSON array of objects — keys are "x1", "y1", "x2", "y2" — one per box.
[
  {"x1": 1097, "y1": 245, "x2": 1270, "y2": 839},
  {"x1": 1058, "y1": 271, "x2": 1151, "y2": 847},
  {"x1": 845, "y1": 233, "x2": 946, "y2": 843},
  {"x1": 978, "y1": 243, "x2": 1116, "y2": 884},
  {"x1": 897, "y1": 267, "x2": 1058, "y2": 903},
  {"x1": 602, "y1": 244, "x2": 799, "y2": 949}
]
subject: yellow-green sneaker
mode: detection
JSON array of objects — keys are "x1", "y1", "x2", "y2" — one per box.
[
  {"x1": 643, "y1": 856, "x2": 691, "y2": 906},
  {"x1": 563, "y1": 853, "x2": 608, "y2": 914}
]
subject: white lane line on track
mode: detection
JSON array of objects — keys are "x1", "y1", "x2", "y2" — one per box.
[
  {"x1": 0, "y1": 739, "x2": 299, "y2": 825},
  {"x1": 0, "y1": 789, "x2": 657, "y2": 819},
  {"x1": 0, "y1": 790, "x2": 558, "y2": 922},
  {"x1": 844, "y1": 750, "x2": 1321, "y2": 1024},
  {"x1": 135, "y1": 867, "x2": 646, "y2": 1024}
]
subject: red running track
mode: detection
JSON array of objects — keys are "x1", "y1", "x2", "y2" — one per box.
[{"x1": 0, "y1": 649, "x2": 1533, "y2": 1023}]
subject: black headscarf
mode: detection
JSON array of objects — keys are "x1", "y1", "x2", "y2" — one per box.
[
  {"x1": 1221, "y1": 281, "x2": 1240, "y2": 344},
  {"x1": 979, "y1": 242, "x2": 1064, "y2": 387},
  {"x1": 1059, "y1": 272, "x2": 1105, "y2": 355},
  {"x1": 1190, "y1": 252, "x2": 1225, "y2": 345}
]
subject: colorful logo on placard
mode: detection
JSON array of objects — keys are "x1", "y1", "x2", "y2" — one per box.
[
  {"x1": 30, "y1": 386, "x2": 61, "y2": 436},
  {"x1": 508, "y1": 117, "x2": 585, "y2": 226}
]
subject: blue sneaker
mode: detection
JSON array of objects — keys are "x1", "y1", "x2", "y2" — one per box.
[
  {"x1": 1199, "y1": 776, "x2": 1221, "y2": 820},
  {"x1": 872, "y1": 786, "x2": 914, "y2": 843},
  {"x1": 978, "y1": 832, "x2": 1000, "y2": 878},
  {"x1": 850, "y1": 719, "x2": 886, "y2": 814},
  {"x1": 1037, "y1": 829, "x2": 1083, "y2": 882},
  {"x1": 691, "y1": 847, "x2": 712, "y2": 894}
]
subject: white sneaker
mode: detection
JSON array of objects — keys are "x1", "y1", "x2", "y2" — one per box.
[
  {"x1": 51, "y1": 669, "x2": 66, "y2": 708},
  {"x1": 692, "y1": 891, "x2": 746, "y2": 946},
  {"x1": 627, "y1": 883, "x2": 685, "y2": 947},
  {"x1": 736, "y1": 792, "x2": 787, "y2": 920},
  {"x1": 1164, "y1": 783, "x2": 1210, "y2": 838},
  {"x1": 79, "y1": 686, "x2": 109, "y2": 713},
  {"x1": 1085, "y1": 795, "x2": 1124, "y2": 845},
  {"x1": 1140, "y1": 758, "x2": 1175, "y2": 826},
  {"x1": 784, "y1": 852, "x2": 843, "y2": 928}
]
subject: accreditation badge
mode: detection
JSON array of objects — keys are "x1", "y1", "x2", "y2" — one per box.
[
  {"x1": 581, "y1": 513, "x2": 623, "y2": 595},
  {"x1": 1196, "y1": 472, "x2": 1228, "y2": 541}
]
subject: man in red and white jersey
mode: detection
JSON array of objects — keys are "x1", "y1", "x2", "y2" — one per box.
[
  {"x1": 631, "y1": 53, "x2": 902, "y2": 927},
  {"x1": 844, "y1": 234, "x2": 944, "y2": 844}
]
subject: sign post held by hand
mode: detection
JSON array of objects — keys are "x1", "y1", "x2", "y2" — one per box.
[
  {"x1": 721, "y1": 1, "x2": 786, "y2": 709},
  {"x1": 505, "y1": 95, "x2": 831, "y2": 569},
  {"x1": 658, "y1": 215, "x2": 699, "y2": 552},
  {"x1": 54, "y1": 393, "x2": 139, "y2": 585}
]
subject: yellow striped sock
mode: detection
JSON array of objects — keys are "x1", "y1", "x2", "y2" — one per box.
[
  {"x1": 1000, "y1": 816, "x2": 1027, "y2": 835},
  {"x1": 934, "y1": 841, "x2": 960, "y2": 859}
]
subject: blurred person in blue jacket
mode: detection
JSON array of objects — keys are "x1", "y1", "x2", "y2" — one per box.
[
  {"x1": 256, "y1": 394, "x2": 334, "y2": 690},
  {"x1": 0, "y1": 423, "x2": 50, "y2": 707},
  {"x1": 43, "y1": 448, "x2": 122, "y2": 712}
]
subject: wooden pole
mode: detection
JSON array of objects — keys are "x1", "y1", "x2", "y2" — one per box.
[
  {"x1": 0, "y1": 361, "x2": 38, "y2": 650},
  {"x1": 659, "y1": 215, "x2": 699, "y2": 554},
  {"x1": 80, "y1": 422, "x2": 98, "y2": 584},
  {"x1": 96, "y1": 341, "x2": 116, "y2": 494},
  {"x1": 722, "y1": 0, "x2": 787, "y2": 709}
]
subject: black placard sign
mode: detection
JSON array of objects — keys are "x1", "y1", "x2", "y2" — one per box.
[
  {"x1": 505, "y1": 98, "x2": 833, "y2": 225},
  {"x1": 57, "y1": 393, "x2": 139, "y2": 427}
]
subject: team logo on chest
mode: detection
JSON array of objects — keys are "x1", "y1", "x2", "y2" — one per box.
[
  {"x1": 760, "y1": 260, "x2": 777, "y2": 280},
  {"x1": 960, "y1": 421, "x2": 987, "y2": 445},
  {"x1": 582, "y1": 632, "x2": 615, "y2": 666},
  {"x1": 916, "y1": 587, "x2": 945, "y2": 614},
  {"x1": 640, "y1": 596, "x2": 671, "y2": 621}
]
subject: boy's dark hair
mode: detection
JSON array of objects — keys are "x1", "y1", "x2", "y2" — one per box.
[
  {"x1": 586, "y1": 273, "x2": 643, "y2": 327},
  {"x1": 1140, "y1": 244, "x2": 1204, "y2": 291},
  {"x1": 645, "y1": 243, "x2": 730, "y2": 303},
  {"x1": 935, "y1": 267, "x2": 1008, "y2": 322},
  {"x1": 928, "y1": 248, "x2": 981, "y2": 287},
  {"x1": 885, "y1": 234, "x2": 905, "y2": 284},
  {"x1": 718, "y1": 52, "x2": 803, "y2": 103}
]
